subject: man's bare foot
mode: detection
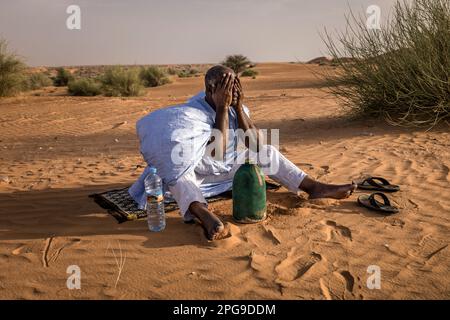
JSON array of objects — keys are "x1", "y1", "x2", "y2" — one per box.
[
  {"x1": 188, "y1": 202, "x2": 229, "y2": 240},
  {"x1": 308, "y1": 182, "x2": 357, "y2": 199},
  {"x1": 300, "y1": 176, "x2": 357, "y2": 200}
]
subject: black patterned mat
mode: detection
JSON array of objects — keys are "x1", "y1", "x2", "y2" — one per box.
[{"x1": 89, "y1": 181, "x2": 280, "y2": 223}]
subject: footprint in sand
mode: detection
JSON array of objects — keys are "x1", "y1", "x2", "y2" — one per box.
[
  {"x1": 408, "y1": 234, "x2": 448, "y2": 262},
  {"x1": 322, "y1": 220, "x2": 352, "y2": 242},
  {"x1": 261, "y1": 225, "x2": 282, "y2": 245},
  {"x1": 321, "y1": 165, "x2": 330, "y2": 174},
  {"x1": 319, "y1": 270, "x2": 355, "y2": 300},
  {"x1": 275, "y1": 248, "x2": 322, "y2": 282},
  {"x1": 248, "y1": 250, "x2": 284, "y2": 286},
  {"x1": 316, "y1": 166, "x2": 330, "y2": 179},
  {"x1": 243, "y1": 224, "x2": 283, "y2": 250},
  {"x1": 339, "y1": 270, "x2": 355, "y2": 292},
  {"x1": 384, "y1": 217, "x2": 405, "y2": 228},
  {"x1": 249, "y1": 251, "x2": 266, "y2": 272},
  {"x1": 266, "y1": 204, "x2": 298, "y2": 217},
  {"x1": 267, "y1": 193, "x2": 302, "y2": 210}
]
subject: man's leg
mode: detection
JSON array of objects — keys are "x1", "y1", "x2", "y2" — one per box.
[
  {"x1": 168, "y1": 171, "x2": 229, "y2": 240},
  {"x1": 256, "y1": 145, "x2": 356, "y2": 199}
]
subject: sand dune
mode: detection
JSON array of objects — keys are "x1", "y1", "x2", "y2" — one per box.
[{"x1": 0, "y1": 63, "x2": 448, "y2": 299}]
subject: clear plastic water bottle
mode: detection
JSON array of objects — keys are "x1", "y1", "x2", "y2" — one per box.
[{"x1": 144, "y1": 167, "x2": 166, "y2": 232}]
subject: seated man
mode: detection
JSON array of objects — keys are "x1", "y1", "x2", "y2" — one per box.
[{"x1": 129, "y1": 65, "x2": 356, "y2": 240}]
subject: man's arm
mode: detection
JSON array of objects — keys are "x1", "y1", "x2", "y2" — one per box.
[
  {"x1": 211, "y1": 105, "x2": 229, "y2": 160},
  {"x1": 234, "y1": 78, "x2": 263, "y2": 151},
  {"x1": 208, "y1": 73, "x2": 234, "y2": 160}
]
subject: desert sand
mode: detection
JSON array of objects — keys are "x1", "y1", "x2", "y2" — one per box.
[{"x1": 0, "y1": 63, "x2": 448, "y2": 299}]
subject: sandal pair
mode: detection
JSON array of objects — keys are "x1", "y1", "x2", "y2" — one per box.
[{"x1": 357, "y1": 177, "x2": 400, "y2": 215}]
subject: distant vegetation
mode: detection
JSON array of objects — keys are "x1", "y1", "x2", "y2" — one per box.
[
  {"x1": 177, "y1": 67, "x2": 200, "y2": 78},
  {"x1": 0, "y1": 40, "x2": 26, "y2": 97},
  {"x1": 65, "y1": 65, "x2": 171, "y2": 96},
  {"x1": 26, "y1": 73, "x2": 52, "y2": 90},
  {"x1": 222, "y1": 54, "x2": 258, "y2": 78},
  {"x1": 167, "y1": 67, "x2": 177, "y2": 75},
  {"x1": 307, "y1": 56, "x2": 333, "y2": 66},
  {"x1": 322, "y1": 0, "x2": 450, "y2": 127},
  {"x1": 68, "y1": 78, "x2": 101, "y2": 96},
  {"x1": 241, "y1": 68, "x2": 258, "y2": 78},
  {"x1": 53, "y1": 67, "x2": 73, "y2": 87},
  {"x1": 0, "y1": 39, "x2": 247, "y2": 98},
  {"x1": 139, "y1": 66, "x2": 170, "y2": 87},
  {"x1": 100, "y1": 66, "x2": 144, "y2": 97},
  {"x1": 222, "y1": 54, "x2": 252, "y2": 74}
]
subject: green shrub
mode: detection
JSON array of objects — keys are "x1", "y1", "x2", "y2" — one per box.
[
  {"x1": 68, "y1": 78, "x2": 101, "y2": 96},
  {"x1": 100, "y1": 66, "x2": 144, "y2": 97},
  {"x1": 222, "y1": 54, "x2": 251, "y2": 74},
  {"x1": 27, "y1": 73, "x2": 52, "y2": 90},
  {"x1": 322, "y1": 0, "x2": 450, "y2": 127},
  {"x1": 177, "y1": 67, "x2": 200, "y2": 78},
  {"x1": 53, "y1": 67, "x2": 73, "y2": 86},
  {"x1": 0, "y1": 40, "x2": 26, "y2": 97},
  {"x1": 167, "y1": 67, "x2": 177, "y2": 75},
  {"x1": 241, "y1": 69, "x2": 258, "y2": 77},
  {"x1": 139, "y1": 66, "x2": 170, "y2": 87}
]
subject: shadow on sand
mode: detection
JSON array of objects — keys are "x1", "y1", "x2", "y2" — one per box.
[
  {"x1": 0, "y1": 182, "x2": 397, "y2": 248},
  {"x1": 0, "y1": 183, "x2": 208, "y2": 248}
]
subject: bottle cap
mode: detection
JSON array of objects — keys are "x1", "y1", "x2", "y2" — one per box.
[{"x1": 149, "y1": 167, "x2": 157, "y2": 174}]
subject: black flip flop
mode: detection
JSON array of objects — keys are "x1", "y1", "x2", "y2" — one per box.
[
  {"x1": 357, "y1": 176, "x2": 400, "y2": 192},
  {"x1": 358, "y1": 192, "x2": 399, "y2": 215}
]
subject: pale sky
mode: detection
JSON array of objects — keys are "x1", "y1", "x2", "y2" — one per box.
[{"x1": 0, "y1": 0, "x2": 397, "y2": 66}]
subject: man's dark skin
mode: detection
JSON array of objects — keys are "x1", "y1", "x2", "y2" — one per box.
[{"x1": 190, "y1": 66, "x2": 356, "y2": 240}]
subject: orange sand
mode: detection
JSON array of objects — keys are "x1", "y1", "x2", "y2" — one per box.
[{"x1": 0, "y1": 63, "x2": 448, "y2": 299}]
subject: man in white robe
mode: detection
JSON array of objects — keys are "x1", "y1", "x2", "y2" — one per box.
[{"x1": 130, "y1": 65, "x2": 356, "y2": 240}]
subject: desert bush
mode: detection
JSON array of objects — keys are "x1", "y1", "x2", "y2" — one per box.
[
  {"x1": 167, "y1": 67, "x2": 177, "y2": 75},
  {"x1": 177, "y1": 67, "x2": 200, "y2": 78},
  {"x1": 27, "y1": 73, "x2": 52, "y2": 90},
  {"x1": 139, "y1": 66, "x2": 170, "y2": 87},
  {"x1": 100, "y1": 66, "x2": 144, "y2": 97},
  {"x1": 68, "y1": 78, "x2": 101, "y2": 96},
  {"x1": 53, "y1": 67, "x2": 73, "y2": 87},
  {"x1": 0, "y1": 40, "x2": 26, "y2": 97},
  {"x1": 241, "y1": 69, "x2": 258, "y2": 77},
  {"x1": 322, "y1": 0, "x2": 450, "y2": 127},
  {"x1": 222, "y1": 54, "x2": 252, "y2": 74}
]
